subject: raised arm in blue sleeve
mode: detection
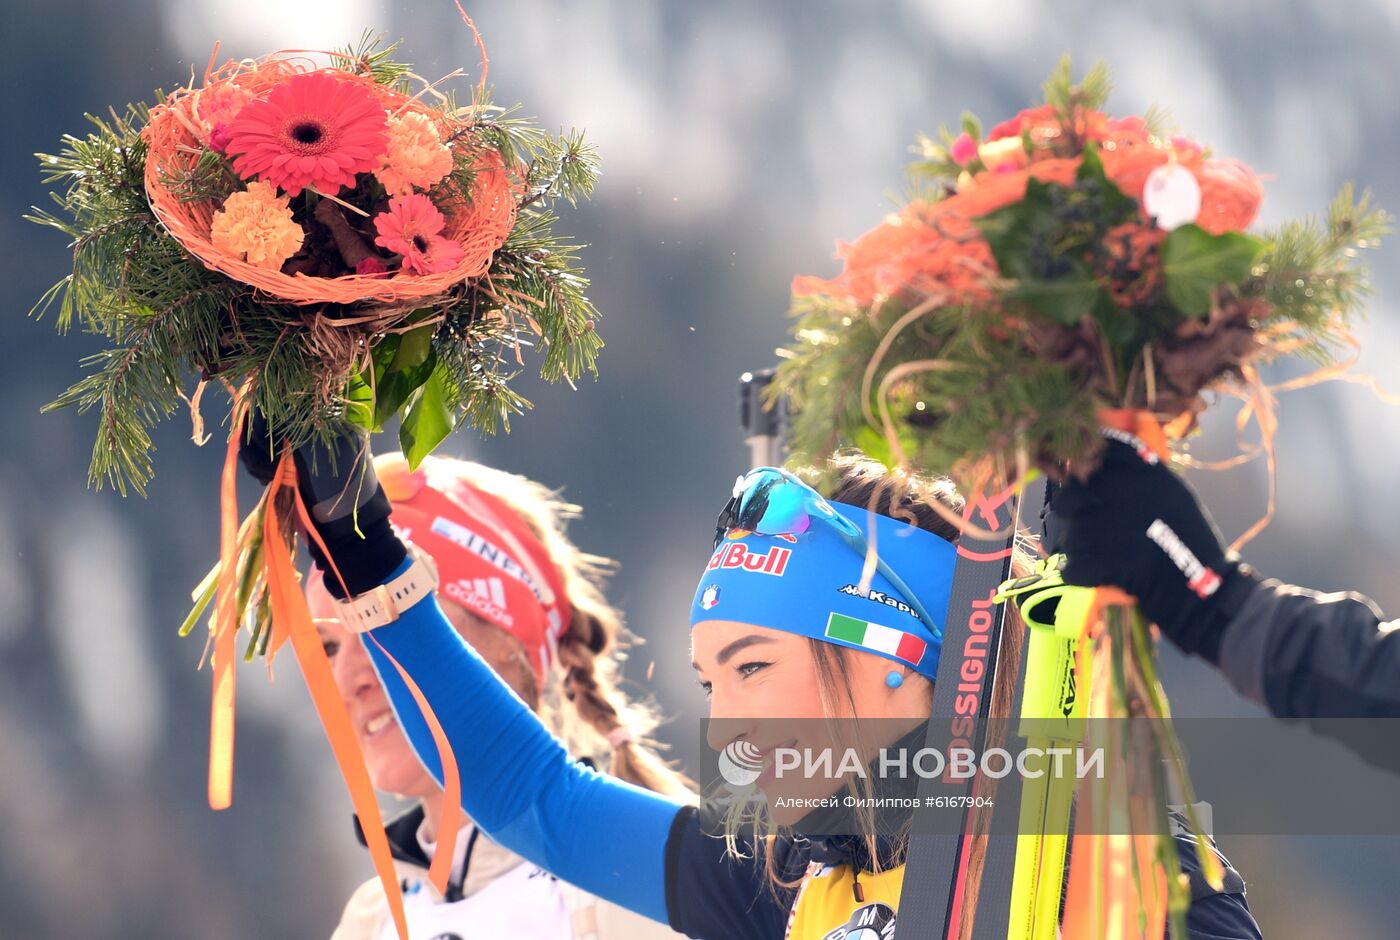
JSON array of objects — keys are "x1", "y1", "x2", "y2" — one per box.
[{"x1": 363, "y1": 573, "x2": 685, "y2": 924}]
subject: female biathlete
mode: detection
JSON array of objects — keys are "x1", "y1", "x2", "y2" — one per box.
[
  {"x1": 254, "y1": 442, "x2": 691, "y2": 939},
  {"x1": 244, "y1": 431, "x2": 1263, "y2": 939}
]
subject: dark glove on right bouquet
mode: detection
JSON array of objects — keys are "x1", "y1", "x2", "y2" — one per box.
[{"x1": 1041, "y1": 433, "x2": 1260, "y2": 663}]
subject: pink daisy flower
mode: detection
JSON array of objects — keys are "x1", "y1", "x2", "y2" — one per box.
[
  {"x1": 373, "y1": 193, "x2": 463, "y2": 275},
  {"x1": 223, "y1": 71, "x2": 389, "y2": 197},
  {"x1": 412, "y1": 234, "x2": 465, "y2": 275}
]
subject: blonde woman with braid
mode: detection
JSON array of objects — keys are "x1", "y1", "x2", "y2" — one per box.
[{"x1": 311, "y1": 453, "x2": 690, "y2": 940}]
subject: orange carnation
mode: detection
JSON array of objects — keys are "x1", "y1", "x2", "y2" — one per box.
[
  {"x1": 376, "y1": 111, "x2": 455, "y2": 196},
  {"x1": 194, "y1": 81, "x2": 253, "y2": 142},
  {"x1": 792, "y1": 205, "x2": 996, "y2": 308},
  {"x1": 209, "y1": 181, "x2": 305, "y2": 269}
]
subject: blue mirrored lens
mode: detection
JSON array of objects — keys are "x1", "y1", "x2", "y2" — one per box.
[
  {"x1": 736, "y1": 469, "x2": 811, "y2": 535},
  {"x1": 725, "y1": 468, "x2": 942, "y2": 637}
]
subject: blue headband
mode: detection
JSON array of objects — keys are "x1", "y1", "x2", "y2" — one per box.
[{"x1": 689, "y1": 500, "x2": 957, "y2": 680}]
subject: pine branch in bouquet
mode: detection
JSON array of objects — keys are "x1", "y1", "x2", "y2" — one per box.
[
  {"x1": 330, "y1": 30, "x2": 413, "y2": 87},
  {"x1": 1041, "y1": 58, "x2": 1112, "y2": 135},
  {"x1": 30, "y1": 103, "x2": 165, "y2": 333},
  {"x1": 780, "y1": 292, "x2": 1101, "y2": 481},
  {"x1": 465, "y1": 96, "x2": 550, "y2": 168},
  {"x1": 159, "y1": 149, "x2": 243, "y2": 205},
  {"x1": 493, "y1": 210, "x2": 601, "y2": 382},
  {"x1": 1246, "y1": 184, "x2": 1391, "y2": 358}
]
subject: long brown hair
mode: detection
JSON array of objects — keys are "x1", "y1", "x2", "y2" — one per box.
[{"x1": 378, "y1": 452, "x2": 694, "y2": 799}]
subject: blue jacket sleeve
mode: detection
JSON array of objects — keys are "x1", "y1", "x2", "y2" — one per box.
[{"x1": 363, "y1": 583, "x2": 685, "y2": 924}]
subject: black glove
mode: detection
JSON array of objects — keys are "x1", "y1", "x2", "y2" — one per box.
[
  {"x1": 1042, "y1": 435, "x2": 1260, "y2": 663},
  {"x1": 239, "y1": 412, "x2": 406, "y2": 599}
]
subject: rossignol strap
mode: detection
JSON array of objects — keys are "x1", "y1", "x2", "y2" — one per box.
[{"x1": 896, "y1": 484, "x2": 1022, "y2": 939}]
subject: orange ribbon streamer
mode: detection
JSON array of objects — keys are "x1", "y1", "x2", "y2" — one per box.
[
  {"x1": 207, "y1": 381, "x2": 252, "y2": 810},
  {"x1": 366, "y1": 635, "x2": 464, "y2": 896},
  {"x1": 1060, "y1": 587, "x2": 1167, "y2": 940},
  {"x1": 278, "y1": 451, "x2": 466, "y2": 903},
  {"x1": 262, "y1": 451, "x2": 411, "y2": 940},
  {"x1": 194, "y1": 8, "x2": 499, "y2": 928}
]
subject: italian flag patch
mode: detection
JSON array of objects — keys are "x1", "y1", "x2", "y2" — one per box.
[{"x1": 825, "y1": 612, "x2": 927, "y2": 665}]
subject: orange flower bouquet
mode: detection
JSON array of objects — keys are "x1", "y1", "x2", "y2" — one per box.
[
  {"x1": 780, "y1": 61, "x2": 1385, "y2": 496},
  {"x1": 33, "y1": 26, "x2": 599, "y2": 494},
  {"x1": 777, "y1": 61, "x2": 1389, "y2": 940}
]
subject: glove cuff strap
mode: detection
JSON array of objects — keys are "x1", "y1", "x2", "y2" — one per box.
[{"x1": 334, "y1": 545, "x2": 439, "y2": 632}]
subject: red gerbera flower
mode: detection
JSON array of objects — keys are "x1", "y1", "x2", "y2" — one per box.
[
  {"x1": 373, "y1": 193, "x2": 464, "y2": 275},
  {"x1": 224, "y1": 71, "x2": 389, "y2": 197}
]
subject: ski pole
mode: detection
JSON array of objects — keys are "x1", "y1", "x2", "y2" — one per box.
[{"x1": 995, "y1": 557, "x2": 1097, "y2": 940}]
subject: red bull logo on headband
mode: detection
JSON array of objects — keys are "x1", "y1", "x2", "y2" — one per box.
[{"x1": 706, "y1": 541, "x2": 792, "y2": 576}]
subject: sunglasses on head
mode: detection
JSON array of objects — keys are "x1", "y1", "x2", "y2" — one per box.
[{"x1": 714, "y1": 467, "x2": 944, "y2": 641}]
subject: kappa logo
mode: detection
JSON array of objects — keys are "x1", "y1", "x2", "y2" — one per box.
[
  {"x1": 700, "y1": 584, "x2": 722, "y2": 610},
  {"x1": 444, "y1": 576, "x2": 514, "y2": 626},
  {"x1": 837, "y1": 583, "x2": 918, "y2": 620},
  {"x1": 706, "y1": 542, "x2": 792, "y2": 576}
]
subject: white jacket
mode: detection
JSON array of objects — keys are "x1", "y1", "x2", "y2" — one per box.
[{"x1": 331, "y1": 808, "x2": 684, "y2": 940}]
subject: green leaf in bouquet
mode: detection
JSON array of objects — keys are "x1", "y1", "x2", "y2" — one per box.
[
  {"x1": 1086, "y1": 289, "x2": 1141, "y2": 351},
  {"x1": 1005, "y1": 270, "x2": 1106, "y2": 325},
  {"x1": 400, "y1": 365, "x2": 455, "y2": 469},
  {"x1": 1076, "y1": 144, "x2": 1137, "y2": 224},
  {"x1": 976, "y1": 177, "x2": 1058, "y2": 282},
  {"x1": 1162, "y1": 224, "x2": 1266, "y2": 317},
  {"x1": 345, "y1": 370, "x2": 375, "y2": 431},
  {"x1": 372, "y1": 319, "x2": 437, "y2": 428}
]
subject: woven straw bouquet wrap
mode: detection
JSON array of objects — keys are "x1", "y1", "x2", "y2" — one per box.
[{"x1": 145, "y1": 56, "x2": 518, "y2": 305}]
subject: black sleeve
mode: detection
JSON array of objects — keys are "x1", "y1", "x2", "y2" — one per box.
[
  {"x1": 1174, "y1": 824, "x2": 1262, "y2": 940},
  {"x1": 663, "y1": 805, "x2": 807, "y2": 940},
  {"x1": 1217, "y1": 578, "x2": 1400, "y2": 764}
]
